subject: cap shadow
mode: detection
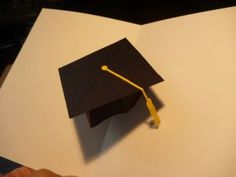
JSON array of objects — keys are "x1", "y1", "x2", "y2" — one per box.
[{"x1": 73, "y1": 88, "x2": 164, "y2": 164}]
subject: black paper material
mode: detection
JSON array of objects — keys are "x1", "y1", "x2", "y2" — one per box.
[{"x1": 59, "y1": 38, "x2": 163, "y2": 127}]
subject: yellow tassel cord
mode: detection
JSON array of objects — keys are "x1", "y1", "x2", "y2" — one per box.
[{"x1": 101, "y1": 65, "x2": 160, "y2": 128}]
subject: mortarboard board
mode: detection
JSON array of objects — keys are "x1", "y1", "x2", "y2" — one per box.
[{"x1": 59, "y1": 38, "x2": 164, "y2": 128}]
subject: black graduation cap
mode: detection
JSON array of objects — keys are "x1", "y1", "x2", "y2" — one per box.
[{"x1": 59, "y1": 38, "x2": 164, "y2": 128}]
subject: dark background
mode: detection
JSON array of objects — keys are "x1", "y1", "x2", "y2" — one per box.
[{"x1": 0, "y1": 0, "x2": 236, "y2": 77}]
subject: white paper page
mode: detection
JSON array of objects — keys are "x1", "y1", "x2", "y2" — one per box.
[
  {"x1": 1, "y1": 7, "x2": 236, "y2": 177},
  {"x1": 131, "y1": 6, "x2": 235, "y2": 177},
  {"x1": 0, "y1": 8, "x2": 141, "y2": 176}
]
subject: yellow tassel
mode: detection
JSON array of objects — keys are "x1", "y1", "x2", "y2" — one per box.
[{"x1": 101, "y1": 65, "x2": 160, "y2": 128}]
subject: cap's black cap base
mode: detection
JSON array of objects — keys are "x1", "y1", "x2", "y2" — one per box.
[{"x1": 87, "y1": 91, "x2": 141, "y2": 128}]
